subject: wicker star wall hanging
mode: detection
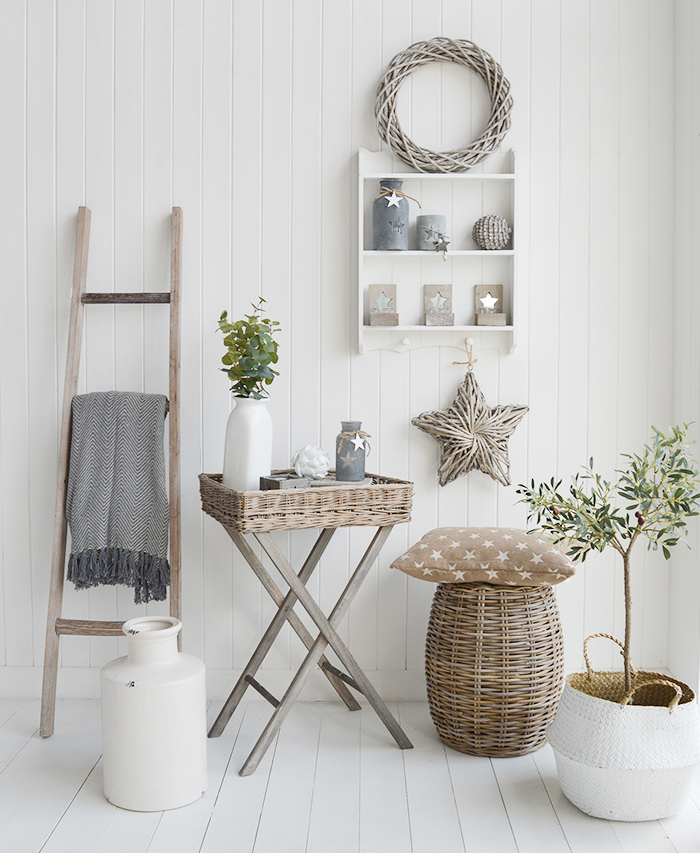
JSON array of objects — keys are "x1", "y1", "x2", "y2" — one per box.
[{"x1": 412, "y1": 370, "x2": 528, "y2": 487}]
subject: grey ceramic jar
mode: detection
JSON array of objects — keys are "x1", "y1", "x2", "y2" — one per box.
[
  {"x1": 372, "y1": 180, "x2": 409, "y2": 251},
  {"x1": 335, "y1": 420, "x2": 366, "y2": 482}
]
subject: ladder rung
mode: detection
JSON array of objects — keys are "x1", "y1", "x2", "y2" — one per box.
[
  {"x1": 81, "y1": 292, "x2": 171, "y2": 304},
  {"x1": 55, "y1": 618, "x2": 124, "y2": 636}
]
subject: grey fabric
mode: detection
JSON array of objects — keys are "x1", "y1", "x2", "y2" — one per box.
[{"x1": 65, "y1": 391, "x2": 170, "y2": 603}]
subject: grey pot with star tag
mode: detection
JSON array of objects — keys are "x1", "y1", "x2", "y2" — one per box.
[
  {"x1": 373, "y1": 179, "x2": 408, "y2": 250},
  {"x1": 335, "y1": 421, "x2": 367, "y2": 482}
]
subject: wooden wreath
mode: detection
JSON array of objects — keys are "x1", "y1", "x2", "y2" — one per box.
[{"x1": 375, "y1": 37, "x2": 513, "y2": 174}]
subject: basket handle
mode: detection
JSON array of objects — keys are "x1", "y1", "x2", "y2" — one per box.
[
  {"x1": 621, "y1": 679, "x2": 683, "y2": 710},
  {"x1": 583, "y1": 633, "x2": 636, "y2": 680}
]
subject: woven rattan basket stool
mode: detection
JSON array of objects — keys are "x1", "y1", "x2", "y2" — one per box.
[{"x1": 425, "y1": 582, "x2": 564, "y2": 756}]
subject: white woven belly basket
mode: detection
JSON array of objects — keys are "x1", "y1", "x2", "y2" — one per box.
[{"x1": 547, "y1": 636, "x2": 700, "y2": 822}]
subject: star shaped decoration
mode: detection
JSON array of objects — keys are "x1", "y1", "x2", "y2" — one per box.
[
  {"x1": 430, "y1": 292, "x2": 448, "y2": 310},
  {"x1": 385, "y1": 191, "x2": 401, "y2": 207},
  {"x1": 480, "y1": 291, "x2": 499, "y2": 311},
  {"x1": 453, "y1": 570, "x2": 466, "y2": 580},
  {"x1": 350, "y1": 433, "x2": 366, "y2": 451},
  {"x1": 339, "y1": 451, "x2": 355, "y2": 469},
  {"x1": 411, "y1": 370, "x2": 529, "y2": 486},
  {"x1": 485, "y1": 568, "x2": 500, "y2": 580},
  {"x1": 373, "y1": 291, "x2": 393, "y2": 311}
]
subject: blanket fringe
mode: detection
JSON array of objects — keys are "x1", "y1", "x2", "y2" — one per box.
[{"x1": 67, "y1": 547, "x2": 170, "y2": 604}]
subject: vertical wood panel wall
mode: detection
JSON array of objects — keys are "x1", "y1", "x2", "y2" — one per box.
[
  {"x1": 670, "y1": 0, "x2": 700, "y2": 691},
  {"x1": 0, "y1": 0, "x2": 683, "y2": 698}
]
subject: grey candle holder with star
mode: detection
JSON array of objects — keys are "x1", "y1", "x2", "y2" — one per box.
[
  {"x1": 475, "y1": 284, "x2": 506, "y2": 326},
  {"x1": 424, "y1": 284, "x2": 454, "y2": 326},
  {"x1": 368, "y1": 284, "x2": 399, "y2": 326}
]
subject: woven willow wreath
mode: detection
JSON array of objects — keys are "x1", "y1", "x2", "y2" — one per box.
[{"x1": 375, "y1": 37, "x2": 513, "y2": 173}]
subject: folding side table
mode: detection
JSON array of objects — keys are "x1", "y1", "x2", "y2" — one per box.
[{"x1": 199, "y1": 472, "x2": 414, "y2": 776}]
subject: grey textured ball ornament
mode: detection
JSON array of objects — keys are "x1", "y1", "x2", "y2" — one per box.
[{"x1": 472, "y1": 215, "x2": 512, "y2": 250}]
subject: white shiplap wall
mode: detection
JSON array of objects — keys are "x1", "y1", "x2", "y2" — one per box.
[
  {"x1": 0, "y1": 0, "x2": 685, "y2": 699},
  {"x1": 670, "y1": 0, "x2": 700, "y2": 692}
]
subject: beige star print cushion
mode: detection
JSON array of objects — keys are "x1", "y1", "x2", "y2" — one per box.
[{"x1": 391, "y1": 527, "x2": 575, "y2": 586}]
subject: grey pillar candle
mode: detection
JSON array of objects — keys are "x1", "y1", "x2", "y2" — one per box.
[
  {"x1": 416, "y1": 215, "x2": 448, "y2": 251},
  {"x1": 372, "y1": 180, "x2": 409, "y2": 251},
  {"x1": 335, "y1": 421, "x2": 366, "y2": 482}
]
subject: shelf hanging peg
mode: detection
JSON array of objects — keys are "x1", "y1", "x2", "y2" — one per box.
[{"x1": 453, "y1": 337, "x2": 478, "y2": 372}]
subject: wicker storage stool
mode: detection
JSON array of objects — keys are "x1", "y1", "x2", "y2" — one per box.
[{"x1": 425, "y1": 582, "x2": 564, "y2": 757}]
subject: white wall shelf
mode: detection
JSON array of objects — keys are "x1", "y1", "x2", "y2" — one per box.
[{"x1": 357, "y1": 148, "x2": 518, "y2": 354}]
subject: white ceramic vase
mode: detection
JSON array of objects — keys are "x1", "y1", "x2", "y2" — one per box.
[
  {"x1": 101, "y1": 617, "x2": 207, "y2": 812},
  {"x1": 222, "y1": 396, "x2": 273, "y2": 491}
]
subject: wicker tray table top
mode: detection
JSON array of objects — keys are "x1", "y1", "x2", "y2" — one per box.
[{"x1": 199, "y1": 471, "x2": 413, "y2": 533}]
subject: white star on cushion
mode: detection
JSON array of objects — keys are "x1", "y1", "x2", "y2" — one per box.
[
  {"x1": 422, "y1": 568, "x2": 434, "y2": 576},
  {"x1": 450, "y1": 541, "x2": 462, "y2": 549},
  {"x1": 386, "y1": 191, "x2": 401, "y2": 207},
  {"x1": 518, "y1": 570, "x2": 532, "y2": 580},
  {"x1": 502, "y1": 534, "x2": 513, "y2": 540},
  {"x1": 453, "y1": 570, "x2": 466, "y2": 580},
  {"x1": 412, "y1": 371, "x2": 528, "y2": 487},
  {"x1": 470, "y1": 533, "x2": 481, "y2": 540},
  {"x1": 479, "y1": 562, "x2": 490, "y2": 570},
  {"x1": 414, "y1": 562, "x2": 424, "y2": 569},
  {"x1": 430, "y1": 550, "x2": 443, "y2": 560},
  {"x1": 482, "y1": 540, "x2": 494, "y2": 548},
  {"x1": 515, "y1": 541, "x2": 529, "y2": 550},
  {"x1": 496, "y1": 551, "x2": 510, "y2": 562},
  {"x1": 531, "y1": 554, "x2": 544, "y2": 565},
  {"x1": 438, "y1": 534, "x2": 448, "y2": 540},
  {"x1": 486, "y1": 568, "x2": 500, "y2": 579},
  {"x1": 464, "y1": 550, "x2": 475, "y2": 560}
]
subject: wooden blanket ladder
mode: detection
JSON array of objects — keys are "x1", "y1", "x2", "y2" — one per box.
[{"x1": 40, "y1": 206, "x2": 182, "y2": 737}]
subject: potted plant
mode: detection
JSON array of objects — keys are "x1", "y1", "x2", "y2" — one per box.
[
  {"x1": 517, "y1": 425, "x2": 700, "y2": 821},
  {"x1": 218, "y1": 298, "x2": 280, "y2": 491}
]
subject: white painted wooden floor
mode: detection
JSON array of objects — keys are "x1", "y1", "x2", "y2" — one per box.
[{"x1": 1, "y1": 698, "x2": 699, "y2": 853}]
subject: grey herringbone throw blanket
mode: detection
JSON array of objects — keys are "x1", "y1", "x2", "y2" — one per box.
[{"x1": 66, "y1": 391, "x2": 170, "y2": 603}]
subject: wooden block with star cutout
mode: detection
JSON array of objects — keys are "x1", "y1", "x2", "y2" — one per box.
[
  {"x1": 475, "y1": 284, "x2": 506, "y2": 326},
  {"x1": 424, "y1": 284, "x2": 454, "y2": 326},
  {"x1": 368, "y1": 284, "x2": 399, "y2": 326}
]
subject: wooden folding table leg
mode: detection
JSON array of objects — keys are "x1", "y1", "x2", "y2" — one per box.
[
  {"x1": 256, "y1": 528, "x2": 412, "y2": 747},
  {"x1": 240, "y1": 526, "x2": 412, "y2": 776},
  {"x1": 208, "y1": 527, "x2": 360, "y2": 738}
]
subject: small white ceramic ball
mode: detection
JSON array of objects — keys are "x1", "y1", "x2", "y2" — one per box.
[{"x1": 291, "y1": 445, "x2": 331, "y2": 480}]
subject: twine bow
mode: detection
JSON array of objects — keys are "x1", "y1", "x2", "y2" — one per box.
[
  {"x1": 338, "y1": 430, "x2": 372, "y2": 456},
  {"x1": 370, "y1": 187, "x2": 422, "y2": 208},
  {"x1": 453, "y1": 339, "x2": 477, "y2": 372}
]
